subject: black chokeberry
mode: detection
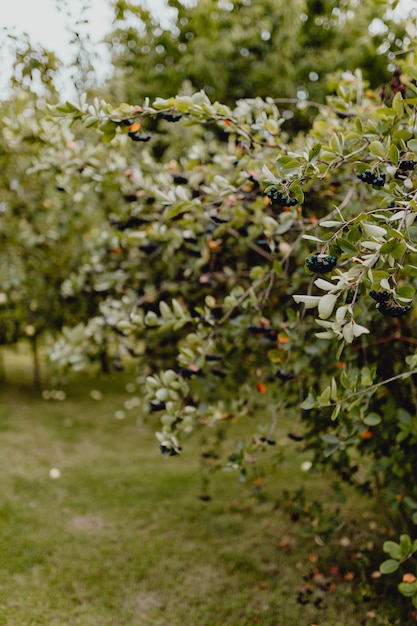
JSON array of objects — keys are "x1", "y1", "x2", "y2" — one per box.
[
  {"x1": 399, "y1": 160, "x2": 416, "y2": 171},
  {"x1": 369, "y1": 290, "x2": 391, "y2": 303},
  {"x1": 149, "y1": 401, "x2": 166, "y2": 412},
  {"x1": 265, "y1": 186, "x2": 297, "y2": 207},
  {"x1": 288, "y1": 433, "x2": 304, "y2": 442},
  {"x1": 139, "y1": 241, "x2": 158, "y2": 254},
  {"x1": 275, "y1": 369, "x2": 296, "y2": 381},
  {"x1": 205, "y1": 354, "x2": 223, "y2": 361},
  {"x1": 357, "y1": 169, "x2": 385, "y2": 187},
  {"x1": 128, "y1": 132, "x2": 152, "y2": 142},
  {"x1": 172, "y1": 174, "x2": 188, "y2": 185},
  {"x1": 179, "y1": 367, "x2": 202, "y2": 379},
  {"x1": 377, "y1": 301, "x2": 411, "y2": 317},
  {"x1": 249, "y1": 325, "x2": 273, "y2": 334},
  {"x1": 210, "y1": 215, "x2": 229, "y2": 224},
  {"x1": 305, "y1": 253, "x2": 337, "y2": 274},
  {"x1": 158, "y1": 112, "x2": 182, "y2": 122}
]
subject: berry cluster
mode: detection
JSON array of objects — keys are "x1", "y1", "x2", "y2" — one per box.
[
  {"x1": 357, "y1": 170, "x2": 385, "y2": 187},
  {"x1": 158, "y1": 112, "x2": 182, "y2": 122},
  {"x1": 398, "y1": 160, "x2": 416, "y2": 171},
  {"x1": 305, "y1": 253, "x2": 337, "y2": 274},
  {"x1": 370, "y1": 290, "x2": 412, "y2": 317},
  {"x1": 369, "y1": 290, "x2": 391, "y2": 303},
  {"x1": 378, "y1": 301, "x2": 411, "y2": 317},
  {"x1": 266, "y1": 186, "x2": 297, "y2": 207}
]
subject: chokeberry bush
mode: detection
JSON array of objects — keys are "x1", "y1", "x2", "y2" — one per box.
[{"x1": 49, "y1": 42, "x2": 417, "y2": 611}]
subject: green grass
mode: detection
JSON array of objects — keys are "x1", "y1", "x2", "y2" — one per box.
[{"x1": 0, "y1": 349, "x2": 410, "y2": 625}]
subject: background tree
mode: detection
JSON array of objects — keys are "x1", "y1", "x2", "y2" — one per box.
[
  {"x1": 0, "y1": 40, "x2": 114, "y2": 385},
  {"x1": 107, "y1": 0, "x2": 406, "y2": 112}
]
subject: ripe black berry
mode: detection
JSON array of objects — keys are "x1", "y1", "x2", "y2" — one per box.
[
  {"x1": 210, "y1": 215, "x2": 229, "y2": 224},
  {"x1": 128, "y1": 132, "x2": 152, "y2": 142},
  {"x1": 305, "y1": 253, "x2": 337, "y2": 274},
  {"x1": 377, "y1": 301, "x2": 411, "y2": 317},
  {"x1": 158, "y1": 112, "x2": 182, "y2": 122},
  {"x1": 149, "y1": 401, "x2": 166, "y2": 412},
  {"x1": 357, "y1": 169, "x2": 385, "y2": 187},
  {"x1": 265, "y1": 186, "x2": 297, "y2": 207},
  {"x1": 288, "y1": 433, "x2": 304, "y2": 442},
  {"x1": 399, "y1": 160, "x2": 416, "y2": 171},
  {"x1": 179, "y1": 367, "x2": 202, "y2": 379},
  {"x1": 172, "y1": 174, "x2": 188, "y2": 185},
  {"x1": 369, "y1": 290, "x2": 391, "y2": 303},
  {"x1": 205, "y1": 354, "x2": 223, "y2": 361},
  {"x1": 139, "y1": 241, "x2": 158, "y2": 254},
  {"x1": 275, "y1": 369, "x2": 296, "y2": 381}
]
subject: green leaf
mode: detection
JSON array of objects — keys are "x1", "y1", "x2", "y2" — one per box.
[
  {"x1": 364, "y1": 413, "x2": 381, "y2": 426},
  {"x1": 164, "y1": 202, "x2": 193, "y2": 220},
  {"x1": 330, "y1": 377, "x2": 338, "y2": 402},
  {"x1": 396, "y1": 286, "x2": 415, "y2": 299},
  {"x1": 369, "y1": 140, "x2": 386, "y2": 159},
  {"x1": 338, "y1": 239, "x2": 358, "y2": 254},
  {"x1": 400, "y1": 534, "x2": 412, "y2": 555},
  {"x1": 318, "y1": 293, "x2": 338, "y2": 319},
  {"x1": 408, "y1": 139, "x2": 417, "y2": 153},
  {"x1": 379, "y1": 559, "x2": 400, "y2": 574},
  {"x1": 383, "y1": 540, "x2": 402, "y2": 560},
  {"x1": 404, "y1": 65, "x2": 417, "y2": 81},
  {"x1": 347, "y1": 227, "x2": 361, "y2": 243},
  {"x1": 308, "y1": 143, "x2": 321, "y2": 163},
  {"x1": 392, "y1": 92, "x2": 404, "y2": 117},
  {"x1": 380, "y1": 240, "x2": 405, "y2": 259},
  {"x1": 318, "y1": 386, "x2": 331, "y2": 404},
  {"x1": 288, "y1": 183, "x2": 304, "y2": 203},
  {"x1": 398, "y1": 581, "x2": 417, "y2": 597},
  {"x1": 159, "y1": 301, "x2": 172, "y2": 319},
  {"x1": 389, "y1": 143, "x2": 400, "y2": 165},
  {"x1": 301, "y1": 388, "x2": 317, "y2": 410},
  {"x1": 404, "y1": 265, "x2": 417, "y2": 277}
]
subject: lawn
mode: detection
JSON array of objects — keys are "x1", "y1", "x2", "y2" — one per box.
[{"x1": 0, "y1": 348, "x2": 410, "y2": 625}]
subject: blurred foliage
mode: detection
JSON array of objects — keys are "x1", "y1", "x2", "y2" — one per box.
[
  {"x1": 107, "y1": 0, "x2": 406, "y2": 111},
  {"x1": 3, "y1": 0, "x2": 417, "y2": 613}
]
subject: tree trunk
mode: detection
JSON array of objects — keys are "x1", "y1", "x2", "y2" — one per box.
[
  {"x1": 0, "y1": 347, "x2": 5, "y2": 382},
  {"x1": 32, "y1": 335, "x2": 41, "y2": 390}
]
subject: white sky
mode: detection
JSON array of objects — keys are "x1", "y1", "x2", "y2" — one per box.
[
  {"x1": 1, "y1": 0, "x2": 175, "y2": 98},
  {"x1": 1, "y1": 0, "x2": 417, "y2": 99}
]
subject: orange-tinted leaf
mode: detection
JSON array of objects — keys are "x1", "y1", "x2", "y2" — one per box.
[
  {"x1": 403, "y1": 573, "x2": 417, "y2": 583},
  {"x1": 278, "y1": 332, "x2": 290, "y2": 344},
  {"x1": 128, "y1": 122, "x2": 141, "y2": 132},
  {"x1": 207, "y1": 239, "x2": 222, "y2": 252},
  {"x1": 256, "y1": 382, "x2": 267, "y2": 394}
]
